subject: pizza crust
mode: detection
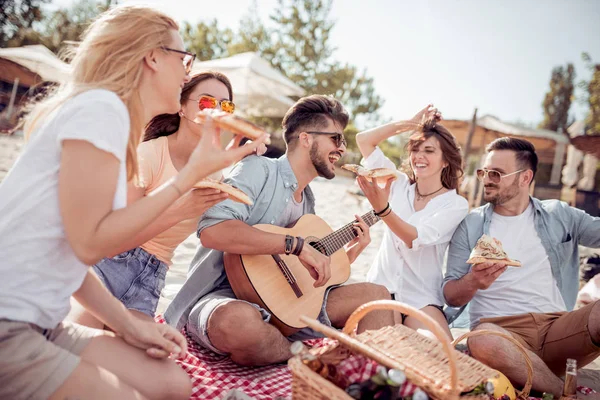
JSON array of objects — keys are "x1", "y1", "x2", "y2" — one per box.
[
  {"x1": 467, "y1": 235, "x2": 521, "y2": 267},
  {"x1": 193, "y1": 180, "x2": 253, "y2": 205},
  {"x1": 195, "y1": 110, "x2": 271, "y2": 144},
  {"x1": 341, "y1": 164, "x2": 398, "y2": 184},
  {"x1": 466, "y1": 256, "x2": 522, "y2": 267}
]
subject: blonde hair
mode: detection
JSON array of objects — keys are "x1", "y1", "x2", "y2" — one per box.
[{"x1": 24, "y1": 5, "x2": 179, "y2": 181}]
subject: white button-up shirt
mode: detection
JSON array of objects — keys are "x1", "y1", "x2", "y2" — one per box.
[{"x1": 362, "y1": 148, "x2": 469, "y2": 309}]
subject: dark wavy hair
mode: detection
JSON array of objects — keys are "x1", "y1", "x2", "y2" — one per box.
[
  {"x1": 403, "y1": 116, "x2": 464, "y2": 190},
  {"x1": 485, "y1": 137, "x2": 538, "y2": 180},
  {"x1": 143, "y1": 71, "x2": 233, "y2": 142},
  {"x1": 282, "y1": 95, "x2": 349, "y2": 149}
]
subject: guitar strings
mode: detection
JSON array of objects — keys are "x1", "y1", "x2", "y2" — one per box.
[{"x1": 315, "y1": 211, "x2": 377, "y2": 255}]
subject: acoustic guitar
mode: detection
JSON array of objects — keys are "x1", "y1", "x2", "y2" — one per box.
[{"x1": 223, "y1": 210, "x2": 380, "y2": 336}]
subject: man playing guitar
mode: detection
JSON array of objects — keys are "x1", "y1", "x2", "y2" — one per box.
[{"x1": 165, "y1": 95, "x2": 394, "y2": 366}]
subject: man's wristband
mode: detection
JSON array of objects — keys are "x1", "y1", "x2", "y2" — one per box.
[
  {"x1": 380, "y1": 208, "x2": 393, "y2": 218},
  {"x1": 284, "y1": 235, "x2": 294, "y2": 255},
  {"x1": 292, "y1": 236, "x2": 304, "y2": 256},
  {"x1": 374, "y1": 202, "x2": 390, "y2": 216}
]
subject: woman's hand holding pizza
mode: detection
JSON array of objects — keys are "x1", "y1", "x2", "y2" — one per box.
[
  {"x1": 357, "y1": 176, "x2": 393, "y2": 214},
  {"x1": 170, "y1": 187, "x2": 229, "y2": 221}
]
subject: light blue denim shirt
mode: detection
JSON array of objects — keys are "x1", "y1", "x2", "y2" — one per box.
[
  {"x1": 443, "y1": 197, "x2": 600, "y2": 312},
  {"x1": 165, "y1": 154, "x2": 315, "y2": 330}
]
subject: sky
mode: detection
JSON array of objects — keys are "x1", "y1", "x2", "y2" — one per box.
[{"x1": 54, "y1": 0, "x2": 600, "y2": 127}]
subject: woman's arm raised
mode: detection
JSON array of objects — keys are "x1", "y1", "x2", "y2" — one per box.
[{"x1": 355, "y1": 104, "x2": 439, "y2": 158}]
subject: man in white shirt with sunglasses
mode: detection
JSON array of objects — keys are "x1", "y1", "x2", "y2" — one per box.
[{"x1": 444, "y1": 137, "x2": 600, "y2": 398}]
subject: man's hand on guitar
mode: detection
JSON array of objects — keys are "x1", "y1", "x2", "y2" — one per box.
[{"x1": 298, "y1": 243, "x2": 331, "y2": 287}]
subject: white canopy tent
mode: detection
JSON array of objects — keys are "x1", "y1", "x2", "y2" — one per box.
[
  {"x1": 191, "y1": 52, "x2": 305, "y2": 118},
  {"x1": 0, "y1": 45, "x2": 69, "y2": 83}
]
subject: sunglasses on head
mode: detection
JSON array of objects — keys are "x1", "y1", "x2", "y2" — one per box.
[
  {"x1": 476, "y1": 168, "x2": 524, "y2": 184},
  {"x1": 161, "y1": 47, "x2": 196, "y2": 74},
  {"x1": 305, "y1": 131, "x2": 347, "y2": 148},
  {"x1": 190, "y1": 95, "x2": 236, "y2": 114}
]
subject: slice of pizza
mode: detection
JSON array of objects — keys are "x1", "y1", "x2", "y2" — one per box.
[
  {"x1": 193, "y1": 179, "x2": 253, "y2": 205},
  {"x1": 195, "y1": 110, "x2": 271, "y2": 145},
  {"x1": 341, "y1": 164, "x2": 398, "y2": 185},
  {"x1": 467, "y1": 235, "x2": 521, "y2": 267}
]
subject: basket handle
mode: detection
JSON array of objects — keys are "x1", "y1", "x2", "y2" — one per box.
[
  {"x1": 340, "y1": 300, "x2": 460, "y2": 399},
  {"x1": 452, "y1": 330, "x2": 533, "y2": 399}
]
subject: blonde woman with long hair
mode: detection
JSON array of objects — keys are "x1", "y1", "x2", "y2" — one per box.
[{"x1": 0, "y1": 5, "x2": 264, "y2": 400}]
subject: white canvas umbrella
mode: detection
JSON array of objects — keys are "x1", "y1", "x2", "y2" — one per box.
[
  {"x1": 191, "y1": 52, "x2": 305, "y2": 118},
  {"x1": 0, "y1": 45, "x2": 69, "y2": 83}
]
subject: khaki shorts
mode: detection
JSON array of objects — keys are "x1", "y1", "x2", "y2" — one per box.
[
  {"x1": 0, "y1": 319, "x2": 102, "y2": 400},
  {"x1": 478, "y1": 301, "x2": 600, "y2": 374}
]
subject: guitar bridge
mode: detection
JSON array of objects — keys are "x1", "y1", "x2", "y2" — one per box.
[{"x1": 272, "y1": 254, "x2": 303, "y2": 298}]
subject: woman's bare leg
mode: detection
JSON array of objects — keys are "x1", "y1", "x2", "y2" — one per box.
[
  {"x1": 52, "y1": 331, "x2": 191, "y2": 400},
  {"x1": 49, "y1": 359, "x2": 147, "y2": 400}
]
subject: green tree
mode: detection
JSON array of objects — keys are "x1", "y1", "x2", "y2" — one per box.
[
  {"x1": 227, "y1": 2, "x2": 272, "y2": 56},
  {"x1": 539, "y1": 63, "x2": 575, "y2": 133},
  {"x1": 181, "y1": 0, "x2": 384, "y2": 124},
  {"x1": 587, "y1": 65, "x2": 600, "y2": 135},
  {"x1": 578, "y1": 53, "x2": 600, "y2": 136},
  {"x1": 1, "y1": 0, "x2": 50, "y2": 47},
  {"x1": 181, "y1": 19, "x2": 233, "y2": 61},
  {"x1": 39, "y1": 0, "x2": 114, "y2": 54},
  {"x1": 263, "y1": 0, "x2": 383, "y2": 121},
  {"x1": 1, "y1": 0, "x2": 117, "y2": 53}
]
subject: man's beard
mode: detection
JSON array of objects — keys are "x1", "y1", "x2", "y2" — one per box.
[
  {"x1": 484, "y1": 177, "x2": 520, "y2": 205},
  {"x1": 309, "y1": 141, "x2": 335, "y2": 180}
]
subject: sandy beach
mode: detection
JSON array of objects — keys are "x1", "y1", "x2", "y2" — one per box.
[{"x1": 1, "y1": 133, "x2": 598, "y2": 389}]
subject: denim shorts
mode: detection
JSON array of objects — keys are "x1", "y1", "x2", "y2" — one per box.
[
  {"x1": 93, "y1": 247, "x2": 168, "y2": 317},
  {"x1": 186, "y1": 280, "x2": 335, "y2": 355}
]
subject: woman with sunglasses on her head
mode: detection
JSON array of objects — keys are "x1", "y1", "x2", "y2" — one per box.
[
  {"x1": 355, "y1": 105, "x2": 468, "y2": 340},
  {"x1": 0, "y1": 5, "x2": 265, "y2": 399},
  {"x1": 71, "y1": 71, "x2": 267, "y2": 329}
]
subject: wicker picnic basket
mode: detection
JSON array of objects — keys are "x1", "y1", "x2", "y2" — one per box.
[{"x1": 289, "y1": 300, "x2": 534, "y2": 400}]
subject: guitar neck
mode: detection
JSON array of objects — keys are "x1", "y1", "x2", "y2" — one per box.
[{"x1": 315, "y1": 210, "x2": 380, "y2": 256}]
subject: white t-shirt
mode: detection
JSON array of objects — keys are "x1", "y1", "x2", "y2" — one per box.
[
  {"x1": 276, "y1": 192, "x2": 305, "y2": 227},
  {"x1": 469, "y1": 204, "x2": 567, "y2": 328},
  {"x1": 362, "y1": 147, "x2": 469, "y2": 309},
  {"x1": 0, "y1": 89, "x2": 130, "y2": 329}
]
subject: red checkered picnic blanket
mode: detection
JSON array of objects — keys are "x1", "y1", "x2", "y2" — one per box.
[
  {"x1": 155, "y1": 315, "x2": 420, "y2": 399},
  {"x1": 155, "y1": 316, "x2": 595, "y2": 400}
]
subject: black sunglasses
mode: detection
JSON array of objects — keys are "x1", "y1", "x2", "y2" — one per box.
[
  {"x1": 305, "y1": 131, "x2": 347, "y2": 148},
  {"x1": 161, "y1": 47, "x2": 196, "y2": 74}
]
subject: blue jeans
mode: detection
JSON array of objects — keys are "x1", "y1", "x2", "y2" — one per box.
[{"x1": 93, "y1": 247, "x2": 168, "y2": 317}]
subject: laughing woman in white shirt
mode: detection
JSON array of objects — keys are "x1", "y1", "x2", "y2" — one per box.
[{"x1": 355, "y1": 105, "x2": 468, "y2": 339}]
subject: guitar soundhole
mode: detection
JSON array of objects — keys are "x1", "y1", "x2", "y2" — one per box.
[{"x1": 306, "y1": 236, "x2": 327, "y2": 255}]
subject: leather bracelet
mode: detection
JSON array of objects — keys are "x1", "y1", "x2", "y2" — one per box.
[
  {"x1": 374, "y1": 202, "x2": 390, "y2": 216},
  {"x1": 284, "y1": 235, "x2": 294, "y2": 255},
  {"x1": 292, "y1": 236, "x2": 304, "y2": 256},
  {"x1": 380, "y1": 208, "x2": 393, "y2": 218}
]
